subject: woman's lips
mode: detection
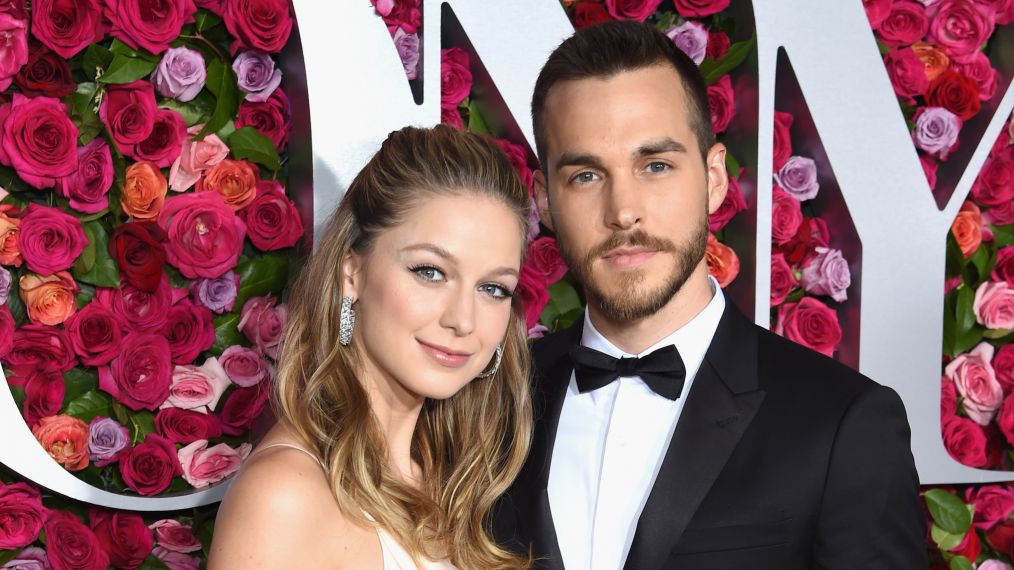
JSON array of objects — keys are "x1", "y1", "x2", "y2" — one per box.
[{"x1": 417, "y1": 340, "x2": 472, "y2": 368}]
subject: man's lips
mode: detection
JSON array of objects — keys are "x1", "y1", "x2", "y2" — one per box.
[
  {"x1": 602, "y1": 247, "x2": 658, "y2": 268},
  {"x1": 417, "y1": 340, "x2": 473, "y2": 368}
]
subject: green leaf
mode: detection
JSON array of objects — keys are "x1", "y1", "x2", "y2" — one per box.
[
  {"x1": 968, "y1": 247, "x2": 990, "y2": 282},
  {"x1": 725, "y1": 152, "x2": 740, "y2": 177},
  {"x1": 137, "y1": 553, "x2": 172, "y2": 570},
  {"x1": 700, "y1": 36, "x2": 756, "y2": 85},
  {"x1": 876, "y1": 38, "x2": 892, "y2": 56},
  {"x1": 72, "y1": 230, "x2": 98, "y2": 274},
  {"x1": 198, "y1": 59, "x2": 240, "y2": 139},
  {"x1": 949, "y1": 556, "x2": 974, "y2": 570},
  {"x1": 63, "y1": 368, "x2": 99, "y2": 406},
  {"x1": 72, "y1": 221, "x2": 121, "y2": 288},
  {"x1": 195, "y1": 10, "x2": 223, "y2": 33},
  {"x1": 65, "y1": 390, "x2": 113, "y2": 424},
  {"x1": 75, "y1": 282, "x2": 96, "y2": 309},
  {"x1": 540, "y1": 279, "x2": 583, "y2": 331},
  {"x1": 654, "y1": 12, "x2": 678, "y2": 33},
  {"x1": 931, "y1": 523, "x2": 965, "y2": 551},
  {"x1": 925, "y1": 489, "x2": 973, "y2": 534},
  {"x1": 210, "y1": 311, "x2": 244, "y2": 356},
  {"x1": 234, "y1": 253, "x2": 289, "y2": 309},
  {"x1": 109, "y1": 39, "x2": 159, "y2": 62},
  {"x1": 466, "y1": 101, "x2": 490, "y2": 135},
  {"x1": 82, "y1": 44, "x2": 114, "y2": 81},
  {"x1": 993, "y1": 224, "x2": 1014, "y2": 247},
  {"x1": 227, "y1": 127, "x2": 281, "y2": 171},
  {"x1": 128, "y1": 410, "x2": 156, "y2": 445},
  {"x1": 953, "y1": 325, "x2": 984, "y2": 357},
  {"x1": 99, "y1": 54, "x2": 158, "y2": 85},
  {"x1": 159, "y1": 97, "x2": 212, "y2": 127},
  {"x1": 72, "y1": 82, "x2": 99, "y2": 117},
  {"x1": 111, "y1": 400, "x2": 130, "y2": 426},
  {"x1": 955, "y1": 285, "x2": 976, "y2": 335},
  {"x1": 7, "y1": 282, "x2": 27, "y2": 326},
  {"x1": 9, "y1": 385, "x2": 25, "y2": 411},
  {"x1": 0, "y1": 549, "x2": 17, "y2": 566}
]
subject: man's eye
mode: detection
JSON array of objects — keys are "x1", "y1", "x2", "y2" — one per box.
[
  {"x1": 647, "y1": 162, "x2": 670, "y2": 173},
  {"x1": 572, "y1": 171, "x2": 597, "y2": 184}
]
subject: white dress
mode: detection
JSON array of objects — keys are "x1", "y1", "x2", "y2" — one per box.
[{"x1": 253, "y1": 443, "x2": 459, "y2": 570}]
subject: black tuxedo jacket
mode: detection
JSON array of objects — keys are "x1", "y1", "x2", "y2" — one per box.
[{"x1": 496, "y1": 303, "x2": 928, "y2": 569}]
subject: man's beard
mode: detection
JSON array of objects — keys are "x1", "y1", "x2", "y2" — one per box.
[{"x1": 558, "y1": 215, "x2": 708, "y2": 323}]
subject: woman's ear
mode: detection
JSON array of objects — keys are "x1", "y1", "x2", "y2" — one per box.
[{"x1": 341, "y1": 250, "x2": 362, "y2": 300}]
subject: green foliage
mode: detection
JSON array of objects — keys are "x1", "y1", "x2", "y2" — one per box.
[
  {"x1": 71, "y1": 221, "x2": 121, "y2": 288},
  {"x1": 931, "y1": 523, "x2": 964, "y2": 551},
  {"x1": 99, "y1": 55, "x2": 158, "y2": 85},
  {"x1": 228, "y1": 127, "x2": 281, "y2": 171},
  {"x1": 700, "y1": 36, "x2": 756, "y2": 85},
  {"x1": 128, "y1": 410, "x2": 157, "y2": 445},
  {"x1": 82, "y1": 44, "x2": 114, "y2": 81},
  {"x1": 925, "y1": 489, "x2": 973, "y2": 534},
  {"x1": 949, "y1": 555, "x2": 974, "y2": 570},
  {"x1": 994, "y1": 224, "x2": 1014, "y2": 247},
  {"x1": 466, "y1": 101, "x2": 491, "y2": 135},
  {"x1": 210, "y1": 312, "x2": 244, "y2": 356},
  {"x1": 234, "y1": 253, "x2": 289, "y2": 309},
  {"x1": 540, "y1": 279, "x2": 583, "y2": 332},
  {"x1": 65, "y1": 390, "x2": 114, "y2": 423},
  {"x1": 195, "y1": 10, "x2": 223, "y2": 33},
  {"x1": 198, "y1": 58, "x2": 240, "y2": 139},
  {"x1": 63, "y1": 368, "x2": 99, "y2": 405}
]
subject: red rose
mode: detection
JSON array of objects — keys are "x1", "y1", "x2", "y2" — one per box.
[
  {"x1": 57, "y1": 138, "x2": 114, "y2": 215},
  {"x1": 573, "y1": 1, "x2": 612, "y2": 29},
  {"x1": 18, "y1": 204, "x2": 86, "y2": 276},
  {"x1": 89, "y1": 509, "x2": 154, "y2": 569},
  {"x1": 774, "y1": 296, "x2": 842, "y2": 357},
  {"x1": 0, "y1": 95, "x2": 78, "y2": 189},
  {"x1": 516, "y1": 262, "x2": 549, "y2": 330},
  {"x1": 987, "y1": 519, "x2": 1014, "y2": 558},
  {"x1": 942, "y1": 378, "x2": 957, "y2": 415},
  {"x1": 673, "y1": 0, "x2": 729, "y2": 18},
  {"x1": 709, "y1": 172, "x2": 747, "y2": 232},
  {"x1": 441, "y1": 107, "x2": 464, "y2": 130},
  {"x1": 773, "y1": 110, "x2": 794, "y2": 170},
  {"x1": 884, "y1": 47, "x2": 931, "y2": 102},
  {"x1": 99, "y1": 331, "x2": 172, "y2": 411},
  {"x1": 943, "y1": 414, "x2": 989, "y2": 467},
  {"x1": 526, "y1": 236, "x2": 568, "y2": 284},
  {"x1": 22, "y1": 370, "x2": 64, "y2": 427},
  {"x1": 864, "y1": 0, "x2": 893, "y2": 27},
  {"x1": 927, "y1": 69, "x2": 982, "y2": 120},
  {"x1": 103, "y1": 0, "x2": 196, "y2": 54},
  {"x1": 126, "y1": 108, "x2": 186, "y2": 168},
  {"x1": 770, "y1": 253, "x2": 797, "y2": 306},
  {"x1": 155, "y1": 407, "x2": 223, "y2": 444},
  {"x1": 972, "y1": 156, "x2": 1014, "y2": 206},
  {"x1": 707, "y1": 74, "x2": 735, "y2": 134},
  {"x1": 929, "y1": 0, "x2": 995, "y2": 60},
  {"x1": 163, "y1": 298, "x2": 214, "y2": 365},
  {"x1": 780, "y1": 217, "x2": 830, "y2": 264},
  {"x1": 378, "y1": 0, "x2": 420, "y2": 33},
  {"x1": 771, "y1": 186, "x2": 802, "y2": 245},
  {"x1": 99, "y1": 80, "x2": 157, "y2": 152},
  {"x1": 877, "y1": 0, "x2": 929, "y2": 46},
  {"x1": 159, "y1": 191, "x2": 247, "y2": 279},
  {"x1": 97, "y1": 276, "x2": 184, "y2": 332},
  {"x1": 441, "y1": 48, "x2": 472, "y2": 110},
  {"x1": 118, "y1": 434, "x2": 182, "y2": 496},
  {"x1": 31, "y1": 0, "x2": 103, "y2": 58},
  {"x1": 14, "y1": 42, "x2": 76, "y2": 97},
  {"x1": 950, "y1": 523, "x2": 982, "y2": 561},
  {"x1": 5, "y1": 323, "x2": 75, "y2": 377},
  {"x1": 218, "y1": 379, "x2": 270, "y2": 435},
  {"x1": 241, "y1": 180, "x2": 304, "y2": 251},
  {"x1": 235, "y1": 87, "x2": 290, "y2": 152},
  {"x1": 44, "y1": 510, "x2": 109, "y2": 570},
  {"x1": 0, "y1": 482, "x2": 46, "y2": 548},
  {"x1": 109, "y1": 222, "x2": 167, "y2": 293},
  {"x1": 65, "y1": 301, "x2": 125, "y2": 366},
  {"x1": 224, "y1": 0, "x2": 292, "y2": 54},
  {"x1": 707, "y1": 30, "x2": 731, "y2": 60},
  {"x1": 605, "y1": 0, "x2": 662, "y2": 21}
]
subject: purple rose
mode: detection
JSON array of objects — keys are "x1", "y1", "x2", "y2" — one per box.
[
  {"x1": 800, "y1": 247, "x2": 852, "y2": 302},
  {"x1": 1, "y1": 546, "x2": 51, "y2": 570},
  {"x1": 191, "y1": 271, "x2": 240, "y2": 314},
  {"x1": 87, "y1": 416, "x2": 129, "y2": 467},
  {"x1": 0, "y1": 266, "x2": 11, "y2": 304},
  {"x1": 913, "y1": 106, "x2": 962, "y2": 159},
  {"x1": 152, "y1": 46, "x2": 206, "y2": 102},
  {"x1": 666, "y1": 20, "x2": 708, "y2": 65},
  {"x1": 775, "y1": 156, "x2": 820, "y2": 201},
  {"x1": 393, "y1": 28, "x2": 420, "y2": 80},
  {"x1": 232, "y1": 51, "x2": 281, "y2": 103},
  {"x1": 220, "y1": 345, "x2": 272, "y2": 387}
]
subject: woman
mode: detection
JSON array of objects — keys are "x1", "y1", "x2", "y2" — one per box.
[{"x1": 209, "y1": 125, "x2": 533, "y2": 569}]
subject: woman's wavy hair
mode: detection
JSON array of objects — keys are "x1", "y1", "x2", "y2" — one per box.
[{"x1": 274, "y1": 124, "x2": 533, "y2": 569}]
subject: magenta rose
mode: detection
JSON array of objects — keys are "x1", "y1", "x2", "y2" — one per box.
[
  {"x1": 0, "y1": 304, "x2": 14, "y2": 359},
  {"x1": 22, "y1": 370, "x2": 65, "y2": 428},
  {"x1": 0, "y1": 14, "x2": 27, "y2": 91},
  {"x1": 126, "y1": 108, "x2": 186, "y2": 168},
  {"x1": 234, "y1": 87, "x2": 290, "y2": 152},
  {"x1": 441, "y1": 106, "x2": 464, "y2": 130},
  {"x1": 31, "y1": 0, "x2": 103, "y2": 58},
  {"x1": 57, "y1": 138, "x2": 114, "y2": 214},
  {"x1": 220, "y1": 345, "x2": 272, "y2": 387},
  {"x1": 771, "y1": 186, "x2": 803, "y2": 245},
  {"x1": 942, "y1": 377, "x2": 957, "y2": 416},
  {"x1": 97, "y1": 275, "x2": 185, "y2": 333},
  {"x1": 17, "y1": 204, "x2": 86, "y2": 276},
  {"x1": 944, "y1": 415, "x2": 989, "y2": 467},
  {"x1": 673, "y1": 0, "x2": 728, "y2": 17},
  {"x1": 709, "y1": 172, "x2": 747, "y2": 232},
  {"x1": 66, "y1": 301, "x2": 125, "y2": 366},
  {"x1": 974, "y1": 281, "x2": 1014, "y2": 330},
  {"x1": 995, "y1": 247, "x2": 1014, "y2": 289},
  {"x1": 770, "y1": 253, "x2": 797, "y2": 306},
  {"x1": 877, "y1": 0, "x2": 929, "y2": 46},
  {"x1": 707, "y1": 30, "x2": 730, "y2": 60},
  {"x1": 774, "y1": 296, "x2": 842, "y2": 357},
  {"x1": 155, "y1": 407, "x2": 223, "y2": 444},
  {"x1": 441, "y1": 48, "x2": 472, "y2": 110},
  {"x1": 195, "y1": 0, "x2": 223, "y2": 15},
  {"x1": 149, "y1": 519, "x2": 202, "y2": 553},
  {"x1": 0, "y1": 95, "x2": 77, "y2": 189},
  {"x1": 988, "y1": 202, "x2": 1014, "y2": 226},
  {"x1": 947, "y1": 342, "x2": 1003, "y2": 425},
  {"x1": 999, "y1": 394, "x2": 1014, "y2": 447},
  {"x1": 177, "y1": 439, "x2": 251, "y2": 488},
  {"x1": 929, "y1": 0, "x2": 996, "y2": 61},
  {"x1": 864, "y1": 0, "x2": 893, "y2": 28},
  {"x1": 224, "y1": 0, "x2": 292, "y2": 54},
  {"x1": 99, "y1": 80, "x2": 157, "y2": 152},
  {"x1": 495, "y1": 138, "x2": 534, "y2": 192},
  {"x1": 526, "y1": 236, "x2": 568, "y2": 284},
  {"x1": 605, "y1": 0, "x2": 662, "y2": 21},
  {"x1": 161, "y1": 357, "x2": 232, "y2": 413},
  {"x1": 0, "y1": 482, "x2": 46, "y2": 548},
  {"x1": 159, "y1": 191, "x2": 247, "y2": 279},
  {"x1": 103, "y1": 0, "x2": 196, "y2": 54},
  {"x1": 89, "y1": 509, "x2": 153, "y2": 570},
  {"x1": 118, "y1": 434, "x2": 182, "y2": 496},
  {"x1": 972, "y1": 156, "x2": 1014, "y2": 206},
  {"x1": 516, "y1": 263, "x2": 549, "y2": 331},
  {"x1": 5, "y1": 323, "x2": 75, "y2": 377},
  {"x1": 238, "y1": 295, "x2": 286, "y2": 358},
  {"x1": 707, "y1": 74, "x2": 735, "y2": 134},
  {"x1": 164, "y1": 298, "x2": 215, "y2": 365},
  {"x1": 967, "y1": 485, "x2": 1014, "y2": 530},
  {"x1": 954, "y1": 51, "x2": 999, "y2": 101},
  {"x1": 218, "y1": 379, "x2": 270, "y2": 435},
  {"x1": 921, "y1": 153, "x2": 939, "y2": 189},
  {"x1": 87, "y1": 416, "x2": 130, "y2": 467},
  {"x1": 241, "y1": 180, "x2": 304, "y2": 251},
  {"x1": 800, "y1": 247, "x2": 851, "y2": 302},
  {"x1": 994, "y1": 343, "x2": 1014, "y2": 393},
  {"x1": 376, "y1": 0, "x2": 420, "y2": 33},
  {"x1": 98, "y1": 331, "x2": 173, "y2": 411},
  {"x1": 885, "y1": 47, "x2": 931, "y2": 102},
  {"x1": 773, "y1": 110, "x2": 794, "y2": 170},
  {"x1": 44, "y1": 510, "x2": 109, "y2": 570}
]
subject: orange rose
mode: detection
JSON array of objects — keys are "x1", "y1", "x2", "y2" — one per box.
[
  {"x1": 32, "y1": 414, "x2": 89, "y2": 471},
  {"x1": 952, "y1": 201, "x2": 983, "y2": 258},
  {"x1": 706, "y1": 233, "x2": 740, "y2": 288},
  {"x1": 0, "y1": 204, "x2": 21, "y2": 266},
  {"x1": 122, "y1": 161, "x2": 168, "y2": 221},
  {"x1": 912, "y1": 42, "x2": 950, "y2": 82},
  {"x1": 20, "y1": 271, "x2": 78, "y2": 326},
  {"x1": 196, "y1": 159, "x2": 258, "y2": 210}
]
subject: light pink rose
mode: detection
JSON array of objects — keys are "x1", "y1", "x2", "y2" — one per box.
[
  {"x1": 800, "y1": 247, "x2": 851, "y2": 302},
  {"x1": 160, "y1": 357, "x2": 232, "y2": 413},
  {"x1": 219, "y1": 345, "x2": 272, "y2": 387},
  {"x1": 0, "y1": 15, "x2": 27, "y2": 92},
  {"x1": 974, "y1": 281, "x2": 1014, "y2": 330},
  {"x1": 153, "y1": 546, "x2": 200, "y2": 570},
  {"x1": 148, "y1": 519, "x2": 201, "y2": 553},
  {"x1": 177, "y1": 439, "x2": 251, "y2": 488},
  {"x1": 238, "y1": 295, "x2": 287, "y2": 358},
  {"x1": 168, "y1": 125, "x2": 230, "y2": 192},
  {"x1": 980, "y1": 561, "x2": 1014, "y2": 570},
  {"x1": 946, "y1": 342, "x2": 1003, "y2": 425}
]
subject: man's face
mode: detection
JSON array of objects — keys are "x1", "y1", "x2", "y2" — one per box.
[{"x1": 536, "y1": 65, "x2": 728, "y2": 322}]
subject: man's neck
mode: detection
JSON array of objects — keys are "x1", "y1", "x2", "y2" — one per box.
[{"x1": 587, "y1": 265, "x2": 715, "y2": 355}]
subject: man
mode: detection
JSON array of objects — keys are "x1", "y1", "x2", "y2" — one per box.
[{"x1": 497, "y1": 20, "x2": 927, "y2": 569}]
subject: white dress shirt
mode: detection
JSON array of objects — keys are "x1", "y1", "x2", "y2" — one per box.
[{"x1": 546, "y1": 278, "x2": 726, "y2": 570}]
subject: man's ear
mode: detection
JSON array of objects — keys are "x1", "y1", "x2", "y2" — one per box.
[
  {"x1": 534, "y1": 169, "x2": 554, "y2": 232},
  {"x1": 705, "y1": 143, "x2": 730, "y2": 214},
  {"x1": 341, "y1": 250, "x2": 362, "y2": 300}
]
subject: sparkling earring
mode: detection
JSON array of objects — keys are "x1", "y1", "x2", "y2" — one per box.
[
  {"x1": 339, "y1": 296, "x2": 356, "y2": 346},
  {"x1": 477, "y1": 345, "x2": 504, "y2": 378}
]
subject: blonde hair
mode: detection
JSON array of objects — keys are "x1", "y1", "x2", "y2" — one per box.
[{"x1": 274, "y1": 125, "x2": 532, "y2": 569}]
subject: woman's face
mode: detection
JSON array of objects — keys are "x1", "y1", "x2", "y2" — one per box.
[{"x1": 344, "y1": 192, "x2": 523, "y2": 402}]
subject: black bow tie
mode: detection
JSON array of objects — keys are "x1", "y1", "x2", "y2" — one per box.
[{"x1": 569, "y1": 344, "x2": 687, "y2": 400}]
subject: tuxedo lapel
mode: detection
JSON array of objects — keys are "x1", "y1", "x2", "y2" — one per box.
[{"x1": 623, "y1": 305, "x2": 766, "y2": 570}]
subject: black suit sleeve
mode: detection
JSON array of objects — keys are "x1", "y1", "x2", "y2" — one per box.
[{"x1": 812, "y1": 384, "x2": 928, "y2": 569}]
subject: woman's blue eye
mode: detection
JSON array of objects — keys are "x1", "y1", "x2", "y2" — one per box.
[
  {"x1": 480, "y1": 283, "x2": 514, "y2": 299},
  {"x1": 411, "y1": 265, "x2": 444, "y2": 281}
]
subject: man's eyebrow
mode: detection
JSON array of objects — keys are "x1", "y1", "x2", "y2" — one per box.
[
  {"x1": 634, "y1": 138, "x2": 688, "y2": 158},
  {"x1": 554, "y1": 152, "x2": 605, "y2": 171}
]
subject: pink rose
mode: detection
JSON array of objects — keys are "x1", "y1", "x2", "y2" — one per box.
[
  {"x1": 800, "y1": 247, "x2": 852, "y2": 302},
  {"x1": 18, "y1": 203, "x2": 86, "y2": 276},
  {"x1": 149, "y1": 519, "x2": 202, "y2": 553},
  {"x1": 103, "y1": 0, "x2": 197, "y2": 54},
  {"x1": 169, "y1": 125, "x2": 230, "y2": 192},
  {"x1": 234, "y1": 87, "x2": 290, "y2": 152},
  {"x1": 877, "y1": 0, "x2": 930, "y2": 46},
  {"x1": 217, "y1": 379, "x2": 270, "y2": 435},
  {"x1": 947, "y1": 342, "x2": 1003, "y2": 425},
  {"x1": 953, "y1": 51, "x2": 999, "y2": 100},
  {"x1": 126, "y1": 108, "x2": 186, "y2": 168},
  {"x1": 0, "y1": 482, "x2": 46, "y2": 548},
  {"x1": 770, "y1": 253, "x2": 797, "y2": 306},
  {"x1": 237, "y1": 295, "x2": 286, "y2": 358},
  {"x1": 219, "y1": 345, "x2": 272, "y2": 387},
  {"x1": 516, "y1": 262, "x2": 549, "y2": 330},
  {"x1": 161, "y1": 357, "x2": 232, "y2": 413},
  {"x1": 240, "y1": 180, "x2": 304, "y2": 251},
  {"x1": 921, "y1": 153, "x2": 939, "y2": 189},
  {"x1": 864, "y1": 0, "x2": 894, "y2": 28},
  {"x1": 987, "y1": 202, "x2": 1014, "y2": 226},
  {"x1": 885, "y1": 47, "x2": 931, "y2": 102},
  {"x1": 929, "y1": 0, "x2": 996, "y2": 61},
  {"x1": 773, "y1": 111, "x2": 794, "y2": 170},
  {"x1": 605, "y1": 0, "x2": 662, "y2": 21},
  {"x1": 774, "y1": 296, "x2": 842, "y2": 357},
  {"x1": 707, "y1": 74, "x2": 735, "y2": 134},
  {"x1": 99, "y1": 80, "x2": 157, "y2": 153},
  {"x1": 992, "y1": 246, "x2": 1014, "y2": 287},
  {"x1": 31, "y1": 0, "x2": 103, "y2": 58},
  {"x1": 99, "y1": 331, "x2": 173, "y2": 411},
  {"x1": 153, "y1": 546, "x2": 201, "y2": 570},
  {"x1": 163, "y1": 298, "x2": 215, "y2": 365},
  {"x1": 943, "y1": 415, "x2": 989, "y2": 467},
  {"x1": 0, "y1": 14, "x2": 27, "y2": 91},
  {"x1": 158, "y1": 191, "x2": 247, "y2": 279},
  {"x1": 771, "y1": 186, "x2": 803, "y2": 245},
  {"x1": 441, "y1": 107, "x2": 464, "y2": 130},
  {"x1": 0, "y1": 95, "x2": 77, "y2": 188},
  {"x1": 942, "y1": 377, "x2": 957, "y2": 416},
  {"x1": 999, "y1": 393, "x2": 1014, "y2": 447},
  {"x1": 441, "y1": 48, "x2": 471, "y2": 110},
  {"x1": 155, "y1": 407, "x2": 222, "y2": 444},
  {"x1": 974, "y1": 281, "x2": 1014, "y2": 329},
  {"x1": 967, "y1": 485, "x2": 1014, "y2": 530},
  {"x1": 57, "y1": 138, "x2": 114, "y2": 214},
  {"x1": 994, "y1": 343, "x2": 1014, "y2": 394},
  {"x1": 709, "y1": 172, "x2": 747, "y2": 232},
  {"x1": 673, "y1": 0, "x2": 728, "y2": 18},
  {"x1": 495, "y1": 138, "x2": 534, "y2": 192},
  {"x1": 177, "y1": 439, "x2": 251, "y2": 488},
  {"x1": 118, "y1": 434, "x2": 181, "y2": 496},
  {"x1": 223, "y1": 0, "x2": 292, "y2": 54},
  {"x1": 526, "y1": 237, "x2": 568, "y2": 284},
  {"x1": 0, "y1": 304, "x2": 11, "y2": 358}
]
